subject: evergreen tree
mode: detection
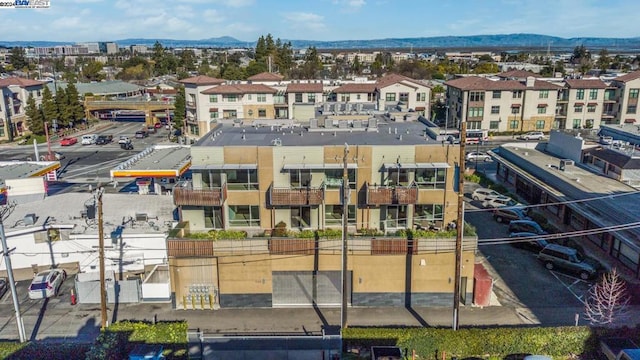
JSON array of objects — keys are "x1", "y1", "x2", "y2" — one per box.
[
  {"x1": 65, "y1": 83, "x2": 85, "y2": 124},
  {"x1": 9, "y1": 47, "x2": 28, "y2": 70},
  {"x1": 301, "y1": 47, "x2": 322, "y2": 79},
  {"x1": 275, "y1": 40, "x2": 293, "y2": 76},
  {"x1": 41, "y1": 86, "x2": 59, "y2": 124},
  {"x1": 151, "y1": 41, "x2": 167, "y2": 75},
  {"x1": 254, "y1": 36, "x2": 267, "y2": 63},
  {"x1": 25, "y1": 95, "x2": 45, "y2": 135},
  {"x1": 173, "y1": 86, "x2": 185, "y2": 131}
]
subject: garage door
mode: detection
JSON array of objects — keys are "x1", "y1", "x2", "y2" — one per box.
[{"x1": 272, "y1": 271, "x2": 351, "y2": 307}]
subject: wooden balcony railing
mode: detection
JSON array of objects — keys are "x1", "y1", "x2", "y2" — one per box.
[
  {"x1": 365, "y1": 182, "x2": 418, "y2": 205},
  {"x1": 269, "y1": 184, "x2": 324, "y2": 206},
  {"x1": 173, "y1": 183, "x2": 225, "y2": 206}
]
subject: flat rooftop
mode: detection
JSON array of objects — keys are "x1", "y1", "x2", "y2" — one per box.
[
  {"x1": 196, "y1": 117, "x2": 439, "y2": 147},
  {"x1": 3, "y1": 192, "x2": 175, "y2": 235},
  {"x1": 492, "y1": 143, "x2": 640, "y2": 251},
  {"x1": 110, "y1": 145, "x2": 191, "y2": 178},
  {"x1": 0, "y1": 161, "x2": 60, "y2": 186}
]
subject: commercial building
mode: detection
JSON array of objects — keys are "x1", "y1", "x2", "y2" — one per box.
[
  {"x1": 167, "y1": 117, "x2": 476, "y2": 309},
  {"x1": 0, "y1": 77, "x2": 45, "y2": 142}
]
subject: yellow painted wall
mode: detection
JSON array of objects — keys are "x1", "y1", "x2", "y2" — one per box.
[{"x1": 217, "y1": 254, "x2": 273, "y2": 294}]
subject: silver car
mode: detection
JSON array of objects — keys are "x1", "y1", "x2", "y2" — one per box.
[{"x1": 537, "y1": 244, "x2": 597, "y2": 280}]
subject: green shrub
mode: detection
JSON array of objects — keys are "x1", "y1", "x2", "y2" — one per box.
[
  {"x1": 356, "y1": 228, "x2": 384, "y2": 237},
  {"x1": 273, "y1": 221, "x2": 288, "y2": 237},
  {"x1": 464, "y1": 173, "x2": 481, "y2": 183}
]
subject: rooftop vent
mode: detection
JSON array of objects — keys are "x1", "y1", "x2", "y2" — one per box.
[{"x1": 23, "y1": 213, "x2": 37, "y2": 225}]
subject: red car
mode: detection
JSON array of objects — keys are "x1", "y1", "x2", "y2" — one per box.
[
  {"x1": 154, "y1": 122, "x2": 163, "y2": 129},
  {"x1": 60, "y1": 137, "x2": 78, "y2": 146}
]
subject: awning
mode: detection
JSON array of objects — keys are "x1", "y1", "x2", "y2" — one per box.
[
  {"x1": 383, "y1": 163, "x2": 418, "y2": 169},
  {"x1": 510, "y1": 104, "x2": 521, "y2": 107},
  {"x1": 191, "y1": 164, "x2": 257, "y2": 170},
  {"x1": 574, "y1": 102, "x2": 584, "y2": 106},
  {"x1": 282, "y1": 163, "x2": 358, "y2": 170},
  {"x1": 415, "y1": 162, "x2": 451, "y2": 169},
  {"x1": 624, "y1": 118, "x2": 636, "y2": 123},
  {"x1": 587, "y1": 102, "x2": 597, "y2": 106},
  {"x1": 537, "y1": 104, "x2": 548, "y2": 107},
  {"x1": 209, "y1": 107, "x2": 218, "y2": 112},
  {"x1": 415, "y1": 106, "x2": 426, "y2": 111}
]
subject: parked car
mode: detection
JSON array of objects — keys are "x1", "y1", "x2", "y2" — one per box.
[
  {"x1": 154, "y1": 122, "x2": 163, "y2": 129},
  {"x1": 471, "y1": 188, "x2": 501, "y2": 201},
  {"x1": 599, "y1": 136, "x2": 614, "y2": 145},
  {"x1": 81, "y1": 134, "x2": 97, "y2": 145},
  {"x1": 59, "y1": 137, "x2": 78, "y2": 146},
  {"x1": 509, "y1": 220, "x2": 547, "y2": 235},
  {"x1": 95, "y1": 134, "x2": 113, "y2": 145},
  {"x1": 135, "y1": 130, "x2": 148, "y2": 139},
  {"x1": 493, "y1": 207, "x2": 530, "y2": 223},
  {"x1": 509, "y1": 232, "x2": 549, "y2": 253},
  {"x1": 466, "y1": 151, "x2": 491, "y2": 162},
  {"x1": 146, "y1": 125, "x2": 157, "y2": 134},
  {"x1": 482, "y1": 195, "x2": 522, "y2": 209},
  {"x1": 519, "y1": 131, "x2": 545, "y2": 141},
  {"x1": 28, "y1": 269, "x2": 67, "y2": 300},
  {"x1": 537, "y1": 244, "x2": 598, "y2": 280},
  {"x1": 118, "y1": 135, "x2": 131, "y2": 144},
  {"x1": 120, "y1": 141, "x2": 134, "y2": 150},
  {"x1": 0, "y1": 277, "x2": 8, "y2": 299}
]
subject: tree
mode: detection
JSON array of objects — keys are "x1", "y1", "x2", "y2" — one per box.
[
  {"x1": 25, "y1": 94, "x2": 45, "y2": 135},
  {"x1": 245, "y1": 60, "x2": 268, "y2": 78},
  {"x1": 597, "y1": 49, "x2": 611, "y2": 73},
  {"x1": 82, "y1": 60, "x2": 105, "y2": 82},
  {"x1": 571, "y1": 45, "x2": 590, "y2": 64},
  {"x1": 584, "y1": 268, "x2": 630, "y2": 327},
  {"x1": 300, "y1": 47, "x2": 323, "y2": 79},
  {"x1": 9, "y1": 47, "x2": 28, "y2": 70},
  {"x1": 65, "y1": 83, "x2": 85, "y2": 123},
  {"x1": 41, "y1": 86, "x2": 59, "y2": 125},
  {"x1": 473, "y1": 62, "x2": 499, "y2": 74},
  {"x1": 179, "y1": 50, "x2": 196, "y2": 72},
  {"x1": 173, "y1": 86, "x2": 185, "y2": 131}
]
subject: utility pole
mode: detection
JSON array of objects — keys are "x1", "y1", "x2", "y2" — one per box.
[
  {"x1": 96, "y1": 188, "x2": 108, "y2": 329},
  {"x1": 453, "y1": 122, "x2": 466, "y2": 331},
  {"x1": 0, "y1": 205, "x2": 27, "y2": 343},
  {"x1": 341, "y1": 143, "x2": 350, "y2": 331}
]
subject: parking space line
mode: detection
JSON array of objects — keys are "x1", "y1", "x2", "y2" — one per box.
[{"x1": 549, "y1": 270, "x2": 588, "y2": 304}]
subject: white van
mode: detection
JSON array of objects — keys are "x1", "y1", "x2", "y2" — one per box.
[{"x1": 81, "y1": 134, "x2": 97, "y2": 145}]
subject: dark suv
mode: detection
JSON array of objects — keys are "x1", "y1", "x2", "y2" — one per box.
[
  {"x1": 509, "y1": 220, "x2": 547, "y2": 235},
  {"x1": 493, "y1": 207, "x2": 530, "y2": 223},
  {"x1": 135, "y1": 130, "x2": 148, "y2": 139},
  {"x1": 537, "y1": 244, "x2": 597, "y2": 280}
]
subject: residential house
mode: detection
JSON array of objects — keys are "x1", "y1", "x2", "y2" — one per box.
[
  {"x1": 201, "y1": 83, "x2": 277, "y2": 121},
  {"x1": 180, "y1": 75, "x2": 226, "y2": 136},
  {"x1": 0, "y1": 77, "x2": 44, "y2": 142},
  {"x1": 377, "y1": 74, "x2": 432, "y2": 116}
]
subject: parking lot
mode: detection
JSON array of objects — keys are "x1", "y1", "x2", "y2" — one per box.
[{"x1": 465, "y1": 182, "x2": 595, "y2": 324}]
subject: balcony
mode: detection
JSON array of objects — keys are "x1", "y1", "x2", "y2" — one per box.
[
  {"x1": 173, "y1": 183, "x2": 226, "y2": 206},
  {"x1": 365, "y1": 182, "x2": 418, "y2": 205},
  {"x1": 602, "y1": 111, "x2": 617, "y2": 118},
  {"x1": 186, "y1": 101, "x2": 196, "y2": 108},
  {"x1": 269, "y1": 184, "x2": 324, "y2": 206}
]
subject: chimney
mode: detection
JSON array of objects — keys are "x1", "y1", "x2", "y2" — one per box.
[{"x1": 526, "y1": 76, "x2": 535, "y2": 87}]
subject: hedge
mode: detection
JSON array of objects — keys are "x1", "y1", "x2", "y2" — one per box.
[{"x1": 343, "y1": 326, "x2": 640, "y2": 360}]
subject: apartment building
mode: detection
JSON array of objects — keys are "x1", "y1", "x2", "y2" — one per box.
[
  {"x1": 0, "y1": 77, "x2": 44, "y2": 142},
  {"x1": 609, "y1": 70, "x2": 640, "y2": 125},
  {"x1": 182, "y1": 73, "x2": 432, "y2": 139},
  {"x1": 169, "y1": 118, "x2": 475, "y2": 308},
  {"x1": 557, "y1": 79, "x2": 607, "y2": 130},
  {"x1": 444, "y1": 76, "x2": 561, "y2": 132}
]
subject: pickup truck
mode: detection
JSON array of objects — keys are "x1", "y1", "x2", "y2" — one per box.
[
  {"x1": 601, "y1": 338, "x2": 640, "y2": 360},
  {"x1": 95, "y1": 134, "x2": 113, "y2": 145}
]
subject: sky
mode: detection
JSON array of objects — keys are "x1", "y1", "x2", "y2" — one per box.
[{"x1": 1, "y1": 0, "x2": 639, "y2": 43}]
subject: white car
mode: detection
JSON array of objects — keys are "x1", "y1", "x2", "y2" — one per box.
[
  {"x1": 28, "y1": 269, "x2": 67, "y2": 300},
  {"x1": 118, "y1": 135, "x2": 131, "y2": 144},
  {"x1": 81, "y1": 134, "x2": 97, "y2": 145},
  {"x1": 471, "y1": 188, "x2": 501, "y2": 201},
  {"x1": 482, "y1": 195, "x2": 522, "y2": 209},
  {"x1": 519, "y1": 131, "x2": 545, "y2": 141},
  {"x1": 466, "y1": 151, "x2": 491, "y2": 162}
]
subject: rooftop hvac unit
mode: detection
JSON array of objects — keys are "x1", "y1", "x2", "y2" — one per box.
[
  {"x1": 23, "y1": 213, "x2": 37, "y2": 225},
  {"x1": 559, "y1": 159, "x2": 574, "y2": 171}
]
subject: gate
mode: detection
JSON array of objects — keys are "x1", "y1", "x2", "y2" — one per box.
[
  {"x1": 272, "y1": 271, "x2": 350, "y2": 307},
  {"x1": 76, "y1": 271, "x2": 141, "y2": 304}
]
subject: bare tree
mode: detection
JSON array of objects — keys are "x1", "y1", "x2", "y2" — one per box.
[{"x1": 584, "y1": 268, "x2": 631, "y2": 326}]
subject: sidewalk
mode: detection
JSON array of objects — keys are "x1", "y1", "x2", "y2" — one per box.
[{"x1": 0, "y1": 121, "x2": 116, "y2": 149}]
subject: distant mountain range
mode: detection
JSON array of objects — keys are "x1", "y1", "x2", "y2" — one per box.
[{"x1": 2, "y1": 34, "x2": 640, "y2": 51}]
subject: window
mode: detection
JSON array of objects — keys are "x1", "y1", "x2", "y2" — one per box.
[
  {"x1": 469, "y1": 91, "x2": 484, "y2": 102},
  {"x1": 572, "y1": 119, "x2": 581, "y2": 129},
  {"x1": 225, "y1": 94, "x2": 237, "y2": 102},
  {"x1": 627, "y1": 105, "x2": 637, "y2": 114},
  {"x1": 324, "y1": 169, "x2": 356, "y2": 189},
  {"x1": 340, "y1": 94, "x2": 350, "y2": 102},
  {"x1": 629, "y1": 89, "x2": 639, "y2": 99},
  {"x1": 492, "y1": 91, "x2": 501, "y2": 99},
  {"x1": 574, "y1": 105, "x2": 583, "y2": 113},
  {"x1": 605, "y1": 89, "x2": 616, "y2": 101},
  {"x1": 226, "y1": 169, "x2": 258, "y2": 190},
  {"x1": 414, "y1": 204, "x2": 444, "y2": 221},
  {"x1": 383, "y1": 205, "x2": 407, "y2": 228},
  {"x1": 512, "y1": 91, "x2": 523, "y2": 99},
  {"x1": 511, "y1": 107, "x2": 520, "y2": 114},
  {"x1": 539, "y1": 90, "x2": 549, "y2": 99},
  {"x1": 415, "y1": 168, "x2": 446, "y2": 189},
  {"x1": 37, "y1": 90, "x2": 41, "y2": 97},
  {"x1": 325, "y1": 205, "x2": 356, "y2": 226},
  {"x1": 589, "y1": 89, "x2": 598, "y2": 100},
  {"x1": 386, "y1": 169, "x2": 410, "y2": 186},
  {"x1": 257, "y1": 94, "x2": 267, "y2": 102},
  {"x1": 228, "y1": 205, "x2": 260, "y2": 227},
  {"x1": 585, "y1": 119, "x2": 594, "y2": 128},
  {"x1": 587, "y1": 105, "x2": 596, "y2": 113},
  {"x1": 467, "y1": 121, "x2": 482, "y2": 130},
  {"x1": 399, "y1": 92, "x2": 409, "y2": 102},
  {"x1": 295, "y1": 93, "x2": 303, "y2": 102},
  {"x1": 535, "y1": 120, "x2": 545, "y2": 129},
  {"x1": 468, "y1": 107, "x2": 484, "y2": 117},
  {"x1": 209, "y1": 95, "x2": 218, "y2": 103},
  {"x1": 537, "y1": 106, "x2": 547, "y2": 114},
  {"x1": 290, "y1": 169, "x2": 312, "y2": 187},
  {"x1": 489, "y1": 121, "x2": 499, "y2": 130},
  {"x1": 491, "y1": 106, "x2": 500, "y2": 114},
  {"x1": 385, "y1": 93, "x2": 396, "y2": 101},
  {"x1": 509, "y1": 120, "x2": 519, "y2": 129},
  {"x1": 204, "y1": 206, "x2": 223, "y2": 228},
  {"x1": 258, "y1": 109, "x2": 267, "y2": 117},
  {"x1": 223, "y1": 110, "x2": 237, "y2": 118},
  {"x1": 356, "y1": 94, "x2": 361, "y2": 100},
  {"x1": 417, "y1": 92, "x2": 426, "y2": 101},
  {"x1": 209, "y1": 112, "x2": 218, "y2": 120},
  {"x1": 246, "y1": 94, "x2": 252, "y2": 100},
  {"x1": 576, "y1": 89, "x2": 584, "y2": 100}
]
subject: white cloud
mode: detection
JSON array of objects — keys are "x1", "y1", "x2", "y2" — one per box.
[
  {"x1": 332, "y1": 0, "x2": 366, "y2": 11},
  {"x1": 282, "y1": 12, "x2": 325, "y2": 32},
  {"x1": 203, "y1": 9, "x2": 225, "y2": 23}
]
